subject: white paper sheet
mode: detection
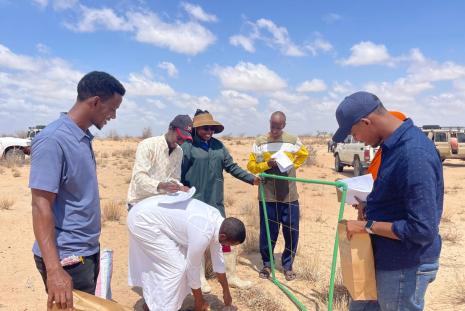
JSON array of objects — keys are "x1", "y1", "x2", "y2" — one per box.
[
  {"x1": 338, "y1": 174, "x2": 373, "y2": 205},
  {"x1": 157, "y1": 187, "x2": 196, "y2": 204},
  {"x1": 271, "y1": 150, "x2": 294, "y2": 173}
]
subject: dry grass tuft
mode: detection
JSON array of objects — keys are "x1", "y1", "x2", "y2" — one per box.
[
  {"x1": 441, "y1": 209, "x2": 453, "y2": 223},
  {"x1": 102, "y1": 152, "x2": 109, "y2": 158},
  {"x1": 0, "y1": 198, "x2": 15, "y2": 210},
  {"x1": 120, "y1": 148, "x2": 136, "y2": 159},
  {"x1": 294, "y1": 255, "x2": 322, "y2": 283},
  {"x1": 442, "y1": 226, "x2": 462, "y2": 244},
  {"x1": 235, "y1": 287, "x2": 286, "y2": 311},
  {"x1": 449, "y1": 272, "x2": 465, "y2": 305},
  {"x1": 102, "y1": 200, "x2": 125, "y2": 221},
  {"x1": 0, "y1": 158, "x2": 23, "y2": 168},
  {"x1": 314, "y1": 212, "x2": 327, "y2": 224},
  {"x1": 12, "y1": 168, "x2": 21, "y2": 178},
  {"x1": 225, "y1": 196, "x2": 236, "y2": 207},
  {"x1": 313, "y1": 272, "x2": 350, "y2": 311}
]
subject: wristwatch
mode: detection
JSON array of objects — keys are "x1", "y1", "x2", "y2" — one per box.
[{"x1": 365, "y1": 220, "x2": 376, "y2": 234}]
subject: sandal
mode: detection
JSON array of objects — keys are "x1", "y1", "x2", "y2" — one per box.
[
  {"x1": 259, "y1": 266, "x2": 271, "y2": 279},
  {"x1": 284, "y1": 270, "x2": 296, "y2": 281}
]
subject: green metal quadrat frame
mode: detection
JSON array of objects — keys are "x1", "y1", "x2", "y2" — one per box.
[{"x1": 259, "y1": 172, "x2": 348, "y2": 311}]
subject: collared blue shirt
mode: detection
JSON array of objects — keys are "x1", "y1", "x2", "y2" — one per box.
[
  {"x1": 366, "y1": 119, "x2": 443, "y2": 270},
  {"x1": 29, "y1": 114, "x2": 100, "y2": 259}
]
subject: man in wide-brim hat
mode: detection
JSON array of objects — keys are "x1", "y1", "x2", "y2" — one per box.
[{"x1": 181, "y1": 109, "x2": 260, "y2": 292}]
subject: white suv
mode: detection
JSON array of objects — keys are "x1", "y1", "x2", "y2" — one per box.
[{"x1": 333, "y1": 135, "x2": 378, "y2": 176}]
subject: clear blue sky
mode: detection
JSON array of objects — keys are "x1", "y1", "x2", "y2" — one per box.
[{"x1": 1, "y1": 0, "x2": 464, "y2": 136}]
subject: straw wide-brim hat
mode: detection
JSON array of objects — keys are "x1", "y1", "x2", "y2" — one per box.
[{"x1": 193, "y1": 112, "x2": 224, "y2": 134}]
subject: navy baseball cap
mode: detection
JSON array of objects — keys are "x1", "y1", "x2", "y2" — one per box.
[{"x1": 332, "y1": 91, "x2": 382, "y2": 143}]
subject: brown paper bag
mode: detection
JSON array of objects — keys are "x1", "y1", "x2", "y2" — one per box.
[
  {"x1": 338, "y1": 220, "x2": 377, "y2": 300},
  {"x1": 49, "y1": 290, "x2": 131, "y2": 311}
]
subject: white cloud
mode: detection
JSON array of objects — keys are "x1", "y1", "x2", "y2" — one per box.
[
  {"x1": 0, "y1": 44, "x2": 40, "y2": 71},
  {"x1": 65, "y1": 5, "x2": 132, "y2": 32},
  {"x1": 340, "y1": 41, "x2": 392, "y2": 66},
  {"x1": 453, "y1": 79, "x2": 465, "y2": 92},
  {"x1": 220, "y1": 90, "x2": 258, "y2": 109},
  {"x1": 36, "y1": 43, "x2": 51, "y2": 54},
  {"x1": 230, "y1": 18, "x2": 306, "y2": 57},
  {"x1": 32, "y1": 0, "x2": 48, "y2": 8},
  {"x1": 181, "y1": 2, "x2": 217, "y2": 22},
  {"x1": 213, "y1": 62, "x2": 287, "y2": 92},
  {"x1": 229, "y1": 35, "x2": 255, "y2": 53},
  {"x1": 52, "y1": 0, "x2": 77, "y2": 10},
  {"x1": 364, "y1": 78, "x2": 433, "y2": 105},
  {"x1": 296, "y1": 79, "x2": 327, "y2": 93},
  {"x1": 128, "y1": 11, "x2": 215, "y2": 55},
  {"x1": 147, "y1": 98, "x2": 167, "y2": 109},
  {"x1": 32, "y1": 0, "x2": 77, "y2": 10},
  {"x1": 269, "y1": 90, "x2": 309, "y2": 104},
  {"x1": 158, "y1": 61, "x2": 178, "y2": 77},
  {"x1": 255, "y1": 18, "x2": 305, "y2": 56},
  {"x1": 305, "y1": 36, "x2": 333, "y2": 56},
  {"x1": 328, "y1": 81, "x2": 355, "y2": 100},
  {"x1": 322, "y1": 13, "x2": 341, "y2": 24},
  {"x1": 408, "y1": 58, "x2": 465, "y2": 83},
  {"x1": 65, "y1": 6, "x2": 216, "y2": 55},
  {"x1": 0, "y1": 45, "x2": 85, "y2": 133},
  {"x1": 125, "y1": 69, "x2": 176, "y2": 97}
]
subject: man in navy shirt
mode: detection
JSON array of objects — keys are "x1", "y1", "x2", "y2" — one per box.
[
  {"x1": 333, "y1": 91, "x2": 443, "y2": 311},
  {"x1": 30, "y1": 71, "x2": 125, "y2": 310}
]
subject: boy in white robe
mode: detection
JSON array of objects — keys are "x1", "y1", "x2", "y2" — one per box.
[{"x1": 127, "y1": 193, "x2": 246, "y2": 311}]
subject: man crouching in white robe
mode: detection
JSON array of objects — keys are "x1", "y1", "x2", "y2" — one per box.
[{"x1": 127, "y1": 194, "x2": 246, "y2": 311}]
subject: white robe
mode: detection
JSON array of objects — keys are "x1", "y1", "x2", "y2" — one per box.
[{"x1": 127, "y1": 194, "x2": 225, "y2": 311}]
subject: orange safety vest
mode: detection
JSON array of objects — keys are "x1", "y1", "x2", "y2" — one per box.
[{"x1": 367, "y1": 111, "x2": 407, "y2": 180}]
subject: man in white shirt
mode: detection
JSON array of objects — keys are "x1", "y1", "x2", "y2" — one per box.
[
  {"x1": 127, "y1": 115, "x2": 193, "y2": 209},
  {"x1": 128, "y1": 194, "x2": 246, "y2": 311}
]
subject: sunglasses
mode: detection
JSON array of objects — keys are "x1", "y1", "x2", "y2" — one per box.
[{"x1": 199, "y1": 126, "x2": 216, "y2": 131}]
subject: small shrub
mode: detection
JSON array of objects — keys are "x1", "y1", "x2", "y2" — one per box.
[
  {"x1": 304, "y1": 145, "x2": 318, "y2": 166},
  {"x1": 102, "y1": 200, "x2": 124, "y2": 221},
  {"x1": 242, "y1": 229, "x2": 260, "y2": 254},
  {"x1": 141, "y1": 127, "x2": 153, "y2": 139},
  {"x1": 107, "y1": 130, "x2": 121, "y2": 141},
  {"x1": 0, "y1": 198, "x2": 15, "y2": 210}
]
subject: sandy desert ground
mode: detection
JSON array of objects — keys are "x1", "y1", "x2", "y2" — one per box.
[{"x1": 1, "y1": 136, "x2": 464, "y2": 311}]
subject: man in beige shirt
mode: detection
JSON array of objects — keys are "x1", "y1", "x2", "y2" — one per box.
[{"x1": 127, "y1": 115, "x2": 193, "y2": 209}]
